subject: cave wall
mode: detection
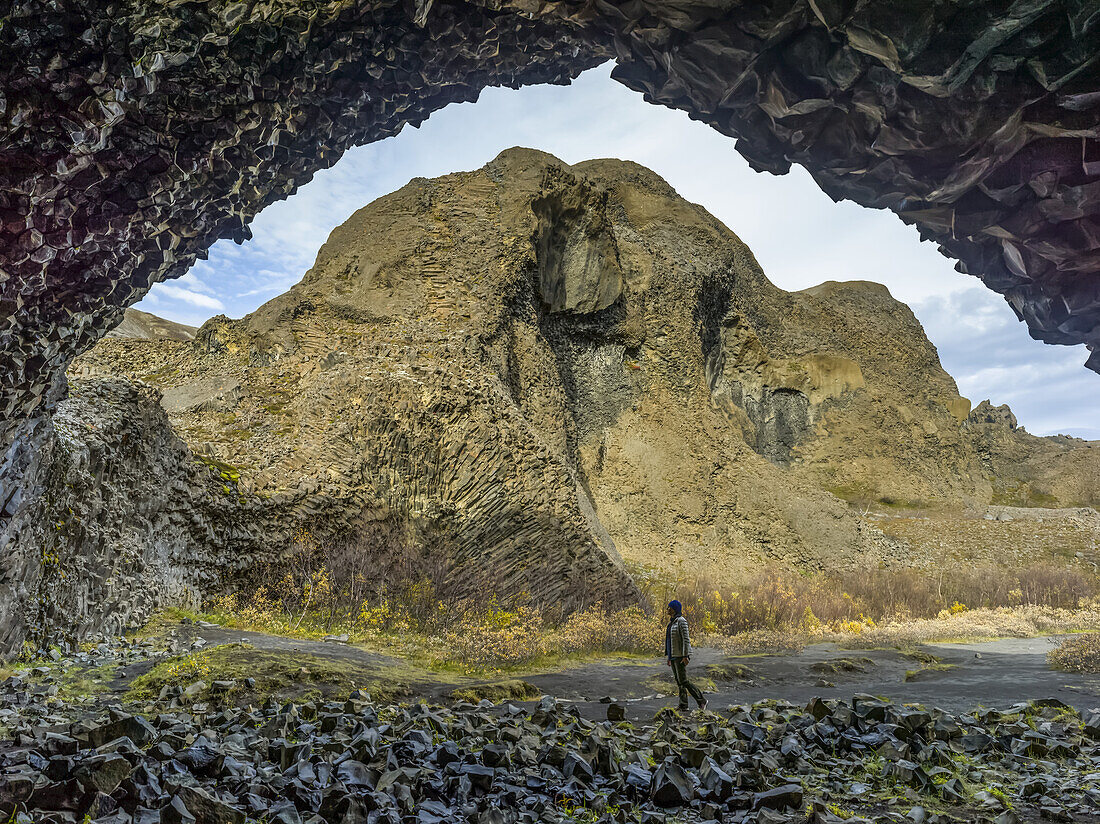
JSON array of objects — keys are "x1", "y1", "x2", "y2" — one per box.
[{"x1": 2, "y1": 1, "x2": 1098, "y2": 481}]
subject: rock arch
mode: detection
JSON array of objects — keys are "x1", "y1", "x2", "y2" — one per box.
[{"x1": 2, "y1": 0, "x2": 1098, "y2": 484}]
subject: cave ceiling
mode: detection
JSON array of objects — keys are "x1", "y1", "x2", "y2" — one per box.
[{"x1": 1, "y1": 0, "x2": 1099, "y2": 460}]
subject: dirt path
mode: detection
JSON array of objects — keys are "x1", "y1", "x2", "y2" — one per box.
[{"x1": 176, "y1": 623, "x2": 1100, "y2": 718}]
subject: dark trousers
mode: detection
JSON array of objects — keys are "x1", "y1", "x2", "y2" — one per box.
[{"x1": 670, "y1": 657, "x2": 705, "y2": 708}]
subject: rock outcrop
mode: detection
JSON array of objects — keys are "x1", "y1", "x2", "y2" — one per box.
[
  {"x1": 75, "y1": 150, "x2": 900, "y2": 594},
  {"x1": 8, "y1": 149, "x2": 1100, "y2": 656},
  {"x1": 0, "y1": 380, "x2": 251, "y2": 656}
]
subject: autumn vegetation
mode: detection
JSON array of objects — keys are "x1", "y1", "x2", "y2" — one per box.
[{"x1": 197, "y1": 525, "x2": 1100, "y2": 671}]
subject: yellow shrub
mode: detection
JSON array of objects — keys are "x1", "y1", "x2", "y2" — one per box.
[
  {"x1": 936, "y1": 601, "x2": 969, "y2": 619},
  {"x1": 554, "y1": 604, "x2": 663, "y2": 655},
  {"x1": 443, "y1": 606, "x2": 548, "y2": 670}
]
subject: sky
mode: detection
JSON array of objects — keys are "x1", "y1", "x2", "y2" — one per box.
[{"x1": 137, "y1": 64, "x2": 1100, "y2": 440}]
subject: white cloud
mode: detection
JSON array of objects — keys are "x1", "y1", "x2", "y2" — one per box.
[
  {"x1": 914, "y1": 287, "x2": 1100, "y2": 438},
  {"x1": 235, "y1": 284, "x2": 285, "y2": 298},
  {"x1": 148, "y1": 283, "x2": 225, "y2": 311},
  {"x1": 174, "y1": 270, "x2": 217, "y2": 294}
]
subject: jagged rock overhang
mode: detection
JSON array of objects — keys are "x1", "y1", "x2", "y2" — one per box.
[{"x1": 2, "y1": 0, "x2": 1099, "y2": 463}]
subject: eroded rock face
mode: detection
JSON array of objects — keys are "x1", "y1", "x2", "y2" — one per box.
[
  {"x1": 65, "y1": 151, "x2": 921, "y2": 607},
  {"x1": 1, "y1": 0, "x2": 1098, "y2": 493},
  {"x1": 0, "y1": 379, "x2": 255, "y2": 656},
  {"x1": 533, "y1": 166, "x2": 624, "y2": 314}
]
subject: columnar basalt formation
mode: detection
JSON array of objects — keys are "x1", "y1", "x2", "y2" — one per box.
[
  {"x1": 0, "y1": 378, "x2": 260, "y2": 656},
  {"x1": 71, "y1": 150, "x2": 1100, "y2": 609},
  {"x1": 68, "y1": 149, "x2": 900, "y2": 604}
]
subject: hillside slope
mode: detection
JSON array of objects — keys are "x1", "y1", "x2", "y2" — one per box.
[{"x1": 105, "y1": 309, "x2": 197, "y2": 342}]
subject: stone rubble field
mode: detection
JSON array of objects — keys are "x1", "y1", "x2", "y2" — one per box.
[{"x1": 5, "y1": 641, "x2": 1100, "y2": 823}]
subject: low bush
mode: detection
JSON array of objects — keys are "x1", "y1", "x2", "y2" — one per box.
[
  {"x1": 437, "y1": 603, "x2": 664, "y2": 670},
  {"x1": 638, "y1": 562, "x2": 1100, "y2": 644},
  {"x1": 1048, "y1": 633, "x2": 1100, "y2": 673},
  {"x1": 201, "y1": 522, "x2": 1100, "y2": 669}
]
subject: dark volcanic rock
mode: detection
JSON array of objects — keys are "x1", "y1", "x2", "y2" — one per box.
[
  {"x1": 74, "y1": 753, "x2": 133, "y2": 794},
  {"x1": 651, "y1": 760, "x2": 694, "y2": 807},
  {"x1": 172, "y1": 786, "x2": 246, "y2": 824},
  {"x1": 2, "y1": 678, "x2": 1100, "y2": 824}
]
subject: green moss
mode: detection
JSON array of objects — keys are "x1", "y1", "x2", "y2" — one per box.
[
  {"x1": 653, "y1": 706, "x2": 684, "y2": 724},
  {"x1": 56, "y1": 665, "x2": 118, "y2": 700},
  {"x1": 991, "y1": 482, "x2": 1060, "y2": 508},
  {"x1": 810, "y1": 656, "x2": 874, "y2": 675},
  {"x1": 644, "y1": 674, "x2": 718, "y2": 695},
  {"x1": 705, "y1": 661, "x2": 755, "y2": 681},
  {"x1": 904, "y1": 662, "x2": 957, "y2": 681},
  {"x1": 449, "y1": 679, "x2": 540, "y2": 703},
  {"x1": 195, "y1": 455, "x2": 241, "y2": 483},
  {"x1": 127, "y1": 644, "x2": 410, "y2": 704},
  {"x1": 143, "y1": 364, "x2": 181, "y2": 386},
  {"x1": 897, "y1": 648, "x2": 941, "y2": 664},
  {"x1": 20, "y1": 660, "x2": 118, "y2": 701}
]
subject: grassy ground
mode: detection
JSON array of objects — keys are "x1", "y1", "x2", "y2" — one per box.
[
  {"x1": 116, "y1": 551, "x2": 1100, "y2": 684},
  {"x1": 643, "y1": 673, "x2": 718, "y2": 696},
  {"x1": 904, "y1": 662, "x2": 957, "y2": 681},
  {"x1": 126, "y1": 643, "x2": 426, "y2": 704},
  {"x1": 702, "y1": 606, "x2": 1100, "y2": 660},
  {"x1": 14, "y1": 659, "x2": 120, "y2": 703},
  {"x1": 154, "y1": 598, "x2": 1100, "y2": 682},
  {"x1": 449, "y1": 680, "x2": 540, "y2": 703},
  {"x1": 157, "y1": 605, "x2": 657, "y2": 677}
]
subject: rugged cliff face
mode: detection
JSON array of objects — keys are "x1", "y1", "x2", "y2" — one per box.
[
  {"x1": 73, "y1": 148, "x2": 1100, "y2": 593},
  {"x1": 0, "y1": 379, "x2": 261, "y2": 656},
  {"x1": 11, "y1": 149, "x2": 1099, "y2": 655},
  {"x1": 75, "y1": 150, "x2": 898, "y2": 589}
]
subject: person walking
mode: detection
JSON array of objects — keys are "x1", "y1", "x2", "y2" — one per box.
[{"x1": 665, "y1": 600, "x2": 707, "y2": 710}]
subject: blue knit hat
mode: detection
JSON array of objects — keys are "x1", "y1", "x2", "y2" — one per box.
[{"x1": 668, "y1": 600, "x2": 682, "y2": 613}]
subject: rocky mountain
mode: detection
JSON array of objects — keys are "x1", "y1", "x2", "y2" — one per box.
[
  {"x1": 71, "y1": 148, "x2": 1100, "y2": 596},
  {"x1": 9, "y1": 147, "x2": 1100, "y2": 656}
]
